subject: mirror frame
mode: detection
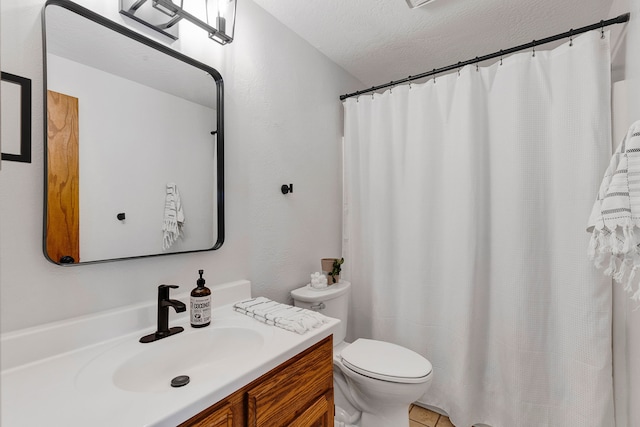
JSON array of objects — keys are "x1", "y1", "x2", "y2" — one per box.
[{"x1": 42, "y1": 0, "x2": 225, "y2": 265}]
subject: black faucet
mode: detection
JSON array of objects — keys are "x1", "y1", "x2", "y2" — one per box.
[{"x1": 140, "y1": 285, "x2": 187, "y2": 343}]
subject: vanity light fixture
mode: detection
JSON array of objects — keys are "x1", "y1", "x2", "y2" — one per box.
[
  {"x1": 119, "y1": 0, "x2": 237, "y2": 45},
  {"x1": 405, "y1": 0, "x2": 436, "y2": 8}
]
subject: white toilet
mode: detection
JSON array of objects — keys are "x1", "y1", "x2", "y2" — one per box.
[{"x1": 291, "y1": 281, "x2": 433, "y2": 427}]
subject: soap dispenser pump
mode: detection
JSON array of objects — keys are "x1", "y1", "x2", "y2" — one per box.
[{"x1": 190, "y1": 270, "x2": 211, "y2": 328}]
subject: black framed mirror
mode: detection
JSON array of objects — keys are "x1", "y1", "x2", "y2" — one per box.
[{"x1": 42, "y1": 0, "x2": 224, "y2": 265}]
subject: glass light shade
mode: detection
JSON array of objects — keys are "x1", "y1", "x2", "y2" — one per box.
[
  {"x1": 120, "y1": 0, "x2": 237, "y2": 45},
  {"x1": 206, "y1": 0, "x2": 237, "y2": 44}
]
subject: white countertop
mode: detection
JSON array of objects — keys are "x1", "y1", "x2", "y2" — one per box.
[{"x1": 1, "y1": 280, "x2": 340, "y2": 426}]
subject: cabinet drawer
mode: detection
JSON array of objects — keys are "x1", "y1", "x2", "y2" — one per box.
[
  {"x1": 288, "y1": 391, "x2": 334, "y2": 427},
  {"x1": 247, "y1": 336, "x2": 333, "y2": 427}
]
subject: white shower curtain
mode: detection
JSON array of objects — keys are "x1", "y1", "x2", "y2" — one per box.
[{"x1": 343, "y1": 31, "x2": 614, "y2": 427}]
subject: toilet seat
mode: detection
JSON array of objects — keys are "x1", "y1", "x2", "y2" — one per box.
[{"x1": 340, "y1": 339, "x2": 432, "y2": 384}]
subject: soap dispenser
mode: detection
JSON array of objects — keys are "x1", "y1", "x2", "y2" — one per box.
[{"x1": 190, "y1": 270, "x2": 211, "y2": 328}]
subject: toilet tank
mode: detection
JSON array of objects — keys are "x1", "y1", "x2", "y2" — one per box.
[{"x1": 291, "y1": 281, "x2": 350, "y2": 345}]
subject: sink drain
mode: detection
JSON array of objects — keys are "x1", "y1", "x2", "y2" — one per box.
[{"x1": 171, "y1": 375, "x2": 190, "y2": 388}]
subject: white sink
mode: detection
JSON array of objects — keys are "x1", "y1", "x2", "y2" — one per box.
[
  {"x1": 75, "y1": 321, "x2": 272, "y2": 393},
  {"x1": 1, "y1": 283, "x2": 342, "y2": 427},
  {"x1": 114, "y1": 326, "x2": 265, "y2": 392}
]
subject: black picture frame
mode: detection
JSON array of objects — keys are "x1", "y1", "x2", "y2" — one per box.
[{"x1": 1, "y1": 71, "x2": 32, "y2": 163}]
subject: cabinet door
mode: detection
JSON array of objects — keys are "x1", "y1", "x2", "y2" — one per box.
[
  {"x1": 288, "y1": 391, "x2": 334, "y2": 427},
  {"x1": 246, "y1": 337, "x2": 333, "y2": 427},
  {"x1": 179, "y1": 402, "x2": 234, "y2": 427}
]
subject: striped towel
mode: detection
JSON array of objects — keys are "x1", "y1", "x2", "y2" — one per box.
[
  {"x1": 233, "y1": 297, "x2": 329, "y2": 334},
  {"x1": 162, "y1": 183, "x2": 184, "y2": 251},
  {"x1": 587, "y1": 120, "x2": 640, "y2": 301}
]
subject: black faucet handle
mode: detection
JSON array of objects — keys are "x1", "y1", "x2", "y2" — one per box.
[{"x1": 158, "y1": 284, "x2": 179, "y2": 300}]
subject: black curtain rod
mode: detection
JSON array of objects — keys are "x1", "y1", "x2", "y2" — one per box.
[{"x1": 340, "y1": 12, "x2": 630, "y2": 101}]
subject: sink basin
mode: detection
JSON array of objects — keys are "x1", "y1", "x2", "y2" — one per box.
[
  {"x1": 114, "y1": 327, "x2": 265, "y2": 392},
  {"x1": 75, "y1": 323, "x2": 271, "y2": 393}
]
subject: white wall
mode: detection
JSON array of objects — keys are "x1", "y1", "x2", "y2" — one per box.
[
  {"x1": 0, "y1": 0, "x2": 363, "y2": 332},
  {"x1": 624, "y1": 0, "x2": 640, "y2": 421},
  {"x1": 606, "y1": 1, "x2": 640, "y2": 426}
]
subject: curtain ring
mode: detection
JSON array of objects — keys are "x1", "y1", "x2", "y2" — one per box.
[
  {"x1": 475, "y1": 57, "x2": 479, "y2": 72},
  {"x1": 499, "y1": 50, "x2": 503, "y2": 65},
  {"x1": 601, "y1": 20, "x2": 605, "y2": 39},
  {"x1": 433, "y1": 69, "x2": 436, "y2": 84},
  {"x1": 569, "y1": 29, "x2": 573, "y2": 46},
  {"x1": 407, "y1": 75, "x2": 412, "y2": 89},
  {"x1": 457, "y1": 61, "x2": 461, "y2": 76},
  {"x1": 532, "y1": 40, "x2": 536, "y2": 57},
  {"x1": 389, "y1": 81, "x2": 393, "y2": 94},
  {"x1": 370, "y1": 87, "x2": 375, "y2": 99}
]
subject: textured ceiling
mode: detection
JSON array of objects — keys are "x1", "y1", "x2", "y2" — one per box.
[{"x1": 252, "y1": 0, "x2": 616, "y2": 88}]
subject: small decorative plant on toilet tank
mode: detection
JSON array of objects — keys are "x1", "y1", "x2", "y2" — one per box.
[{"x1": 321, "y1": 257, "x2": 344, "y2": 284}]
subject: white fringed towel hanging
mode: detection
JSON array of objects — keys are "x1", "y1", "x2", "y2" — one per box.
[
  {"x1": 233, "y1": 297, "x2": 329, "y2": 334},
  {"x1": 162, "y1": 183, "x2": 184, "y2": 250},
  {"x1": 587, "y1": 120, "x2": 640, "y2": 301}
]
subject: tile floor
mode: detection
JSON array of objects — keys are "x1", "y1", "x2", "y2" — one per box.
[{"x1": 409, "y1": 404, "x2": 456, "y2": 427}]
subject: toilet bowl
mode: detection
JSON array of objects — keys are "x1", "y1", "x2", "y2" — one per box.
[{"x1": 291, "y1": 281, "x2": 433, "y2": 427}]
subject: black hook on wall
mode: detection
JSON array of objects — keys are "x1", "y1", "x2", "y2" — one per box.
[
  {"x1": 117, "y1": 213, "x2": 126, "y2": 221},
  {"x1": 281, "y1": 184, "x2": 293, "y2": 194}
]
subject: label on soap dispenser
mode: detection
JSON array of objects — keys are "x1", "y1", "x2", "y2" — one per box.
[{"x1": 190, "y1": 296, "x2": 211, "y2": 326}]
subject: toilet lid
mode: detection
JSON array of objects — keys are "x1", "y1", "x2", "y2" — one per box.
[{"x1": 340, "y1": 339, "x2": 432, "y2": 384}]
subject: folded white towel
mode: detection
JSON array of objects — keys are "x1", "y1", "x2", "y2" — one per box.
[
  {"x1": 587, "y1": 120, "x2": 640, "y2": 301},
  {"x1": 162, "y1": 183, "x2": 185, "y2": 251},
  {"x1": 233, "y1": 297, "x2": 329, "y2": 334}
]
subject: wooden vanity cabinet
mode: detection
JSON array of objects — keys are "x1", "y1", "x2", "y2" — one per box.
[
  {"x1": 182, "y1": 402, "x2": 235, "y2": 427},
  {"x1": 179, "y1": 335, "x2": 333, "y2": 427}
]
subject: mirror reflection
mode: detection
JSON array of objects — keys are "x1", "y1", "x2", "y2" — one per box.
[{"x1": 43, "y1": 1, "x2": 224, "y2": 265}]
